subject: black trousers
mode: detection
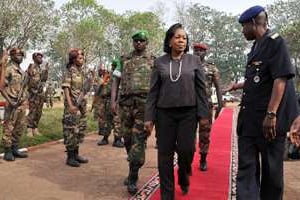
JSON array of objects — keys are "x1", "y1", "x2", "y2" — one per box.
[
  {"x1": 156, "y1": 107, "x2": 197, "y2": 200},
  {"x1": 236, "y1": 135, "x2": 285, "y2": 200}
]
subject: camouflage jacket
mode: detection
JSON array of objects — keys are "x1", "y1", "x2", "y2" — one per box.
[
  {"x1": 203, "y1": 61, "x2": 220, "y2": 100},
  {"x1": 61, "y1": 65, "x2": 84, "y2": 103},
  {"x1": 45, "y1": 85, "x2": 55, "y2": 97},
  {"x1": 27, "y1": 63, "x2": 48, "y2": 95},
  {"x1": 4, "y1": 63, "x2": 28, "y2": 103},
  {"x1": 113, "y1": 51, "x2": 155, "y2": 96}
]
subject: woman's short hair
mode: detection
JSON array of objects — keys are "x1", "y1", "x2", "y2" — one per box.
[
  {"x1": 163, "y1": 23, "x2": 189, "y2": 54},
  {"x1": 67, "y1": 48, "x2": 84, "y2": 68}
]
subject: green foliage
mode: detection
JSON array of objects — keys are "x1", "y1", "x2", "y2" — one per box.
[
  {"x1": 0, "y1": 0, "x2": 56, "y2": 50},
  {"x1": 47, "y1": 0, "x2": 165, "y2": 81},
  {"x1": 174, "y1": 3, "x2": 248, "y2": 83}
]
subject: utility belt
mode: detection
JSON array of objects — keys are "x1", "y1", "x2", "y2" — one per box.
[{"x1": 119, "y1": 92, "x2": 147, "y2": 106}]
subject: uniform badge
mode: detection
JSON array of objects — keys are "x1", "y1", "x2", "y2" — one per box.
[{"x1": 253, "y1": 75, "x2": 260, "y2": 83}]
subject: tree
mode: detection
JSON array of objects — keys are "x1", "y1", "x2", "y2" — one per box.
[
  {"x1": 0, "y1": 0, "x2": 56, "y2": 50},
  {"x1": 48, "y1": 0, "x2": 165, "y2": 81},
  {"x1": 174, "y1": 2, "x2": 248, "y2": 84}
]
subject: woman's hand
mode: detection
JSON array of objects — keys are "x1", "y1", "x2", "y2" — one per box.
[{"x1": 144, "y1": 121, "x2": 154, "y2": 136}]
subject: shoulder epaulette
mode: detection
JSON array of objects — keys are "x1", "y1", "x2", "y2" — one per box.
[{"x1": 268, "y1": 32, "x2": 280, "y2": 39}]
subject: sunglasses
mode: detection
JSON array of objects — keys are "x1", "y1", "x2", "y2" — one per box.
[{"x1": 133, "y1": 39, "x2": 146, "y2": 43}]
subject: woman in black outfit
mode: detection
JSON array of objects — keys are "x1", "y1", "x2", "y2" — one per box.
[{"x1": 144, "y1": 23, "x2": 209, "y2": 200}]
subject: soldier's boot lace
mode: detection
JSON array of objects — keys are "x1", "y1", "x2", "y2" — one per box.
[
  {"x1": 66, "y1": 150, "x2": 80, "y2": 167},
  {"x1": 199, "y1": 153, "x2": 208, "y2": 171},
  {"x1": 75, "y1": 147, "x2": 88, "y2": 164},
  {"x1": 180, "y1": 185, "x2": 189, "y2": 195},
  {"x1": 3, "y1": 147, "x2": 15, "y2": 161},
  {"x1": 11, "y1": 145, "x2": 28, "y2": 158},
  {"x1": 97, "y1": 135, "x2": 109, "y2": 145}
]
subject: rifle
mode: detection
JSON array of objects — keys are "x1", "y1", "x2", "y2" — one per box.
[
  {"x1": 90, "y1": 70, "x2": 111, "y2": 111},
  {"x1": 76, "y1": 73, "x2": 94, "y2": 108}
]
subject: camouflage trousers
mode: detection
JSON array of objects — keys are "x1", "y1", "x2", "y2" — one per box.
[
  {"x1": 93, "y1": 97, "x2": 122, "y2": 138},
  {"x1": 62, "y1": 101, "x2": 87, "y2": 151},
  {"x1": 27, "y1": 93, "x2": 44, "y2": 128},
  {"x1": 2, "y1": 103, "x2": 27, "y2": 148},
  {"x1": 198, "y1": 102, "x2": 213, "y2": 154},
  {"x1": 119, "y1": 98, "x2": 147, "y2": 167},
  {"x1": 45, "y1": 96, "x2": 53, "y2": 108}
]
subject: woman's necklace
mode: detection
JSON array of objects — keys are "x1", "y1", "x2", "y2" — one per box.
[{"x1": 169, "y1": 59, "x2": 182, "y2": 82}]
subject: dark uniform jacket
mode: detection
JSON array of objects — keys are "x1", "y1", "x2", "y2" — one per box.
[
  {"x1": 237, "y1": 30, "x2": 299, "y2": 137},
  {"x1": 145, "y1": 53, "x2": 209, "y2": 121}
]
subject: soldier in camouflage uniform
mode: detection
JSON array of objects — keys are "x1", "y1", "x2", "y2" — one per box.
[
  {"x1": 111, "y1": 30, "x2": 155, "y2": 195},
  {"x1": 0, "y1": 48, "x2": 29, "y2": 161},
  {"x1": 45, "y1": 82, "x2": 55, "y2": 108},
  {"x1": 61, "y1": 48, "x2": 89, "y2": 167},
  {"x1": 27, "y1": 52, "x2": 48, "y2": 137},
  {"x1": 94, "y1": 60, "x2": 124, "y2": 147},
  {"x1": 193, "y1": 43, "x2": 223, "y2": 171}
]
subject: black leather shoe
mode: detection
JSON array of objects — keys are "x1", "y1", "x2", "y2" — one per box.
[
  {"x1": 180, "y1": 185, "x2": 189, "y2": 195},
  {"x1": 200, "y1": 160, "x2": 207, "y2": 171}
]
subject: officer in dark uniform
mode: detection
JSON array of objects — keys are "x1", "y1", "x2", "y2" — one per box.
[{"x1": 228, "y1": 5, "x2": 299, "y2": 200}]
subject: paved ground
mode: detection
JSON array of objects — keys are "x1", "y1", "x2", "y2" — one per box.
[
  {"x1": 0, "y1": 134, "x2": 158, "y2": 200},
  {"x1": 0, "y1": 104, "x2": 299, "y2": 200}
]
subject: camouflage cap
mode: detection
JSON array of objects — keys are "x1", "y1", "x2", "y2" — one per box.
[{"x1": 132, "y1": 30, "x2": 149, "y2": 41}]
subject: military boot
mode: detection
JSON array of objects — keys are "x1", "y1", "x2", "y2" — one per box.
[
  {"x1": 112, "y1": 137, "x2": 124, "y2": 148},
  {"x1": 74, "y1": 147, "x2": 88, "y2": 163},
  {"x1": 3, "y1": 147, "x2": 15, "y2": 161},
  {"x1": 12, "y1": 145, "x2": 28, "y2": 158},
  {"x1": 199, "y1": 153, "x2": 208, "y2": 171},
  {"x1": 66, "y1": 149, "x2": 80, "y2": 167},
  {"x1": 127, "y1": 164, "x2": 139, "y2": 195},
  {"x1": 97, "y1": 135, "x2": 109, "y2": 145}
]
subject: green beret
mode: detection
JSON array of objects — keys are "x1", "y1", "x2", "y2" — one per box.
[
  {"x1": 111, "y1": 59, "x2": 118, "y2": 66},
  {"x1": 132, "y1": 30, "x2": 149, "y2": 41},
  {"x1": 111, "y1": 57, "x2": 122, "y2": 69}
]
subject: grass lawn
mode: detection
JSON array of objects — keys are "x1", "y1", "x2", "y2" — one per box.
[{"x1": 0, "y1": 106, "x2": 98, "y2": 153}]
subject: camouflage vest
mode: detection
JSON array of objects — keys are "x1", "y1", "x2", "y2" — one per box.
[
  {"x1": 203, "y1": 62, "x2": 219, "y2": 99},
  {"x1": 120, "y1": 51, "x2": 155, "y2": 96},
  {"x1": 5, "y1": 63, "x2": 28, "y2": 102},
  {"x1": 62, "y1": 65, "x2": 84, "y2": 100},
  {"x1": 27, "y1": 63, "x2": 43, "y2": 94}
]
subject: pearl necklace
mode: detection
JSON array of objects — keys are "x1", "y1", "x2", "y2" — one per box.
[{"x1": 169, "y1": 60, "x2": 182, "y2": 82}]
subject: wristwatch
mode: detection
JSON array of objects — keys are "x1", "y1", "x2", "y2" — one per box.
[{"x1": 266, "y1": 111, "x2": 276, "y2": 119}]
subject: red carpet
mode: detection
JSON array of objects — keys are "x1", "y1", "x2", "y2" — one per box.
[{"x1": 149, "y1": 108, "x2": 234, "y2": 200}]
